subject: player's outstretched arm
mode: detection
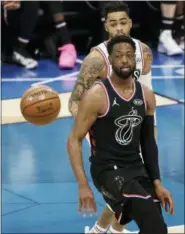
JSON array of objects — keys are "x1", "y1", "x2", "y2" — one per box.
[
  {"x1": 140, "y1": 86, "x2": 160, "y2": 183},
  {"x1": 140, "y1": 86, "x2": 175, "y2": 215},
  {"x1": 67, "y1": 84, "x2": 105, "y2": 215},
  {"x1": 68, "y1": 51, "x2": 105, "y2": 117}
]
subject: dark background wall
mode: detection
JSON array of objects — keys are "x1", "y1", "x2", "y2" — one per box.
[
  {"x1": 62, "y1": 1, "x2": 161, "y2": 51},
  {"x1": 2, "y1": 1, "x2": 162, "y2": 60}
]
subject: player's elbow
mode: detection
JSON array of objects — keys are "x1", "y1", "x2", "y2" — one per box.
[
  {"x1": 68, "y1": 99, "x2": 78, "y2": 117},
  {"x1": 67, "y1": 132, "x2": 81, "y2": 152},
  {"x1": 68, "y1": 102, "x2": 73, "y2": 116},
  {"x1": 67, "y1": 133, "x2": 75, "y2": 150}
]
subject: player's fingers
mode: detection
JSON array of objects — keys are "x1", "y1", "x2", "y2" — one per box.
[
  {"x1": 82, "y1": 198, "x2": 88, "y2": 216},
  {"x1": 164, "y1": 200, "x2": 169, "y2": 212},
  {"x1": 5, "y1": 6, "x2": 17, "y2": 10},
  {"x1": 78, "y1": 198, "x2": 83, "y2": 213},
  {"x1": 89, "y1": 197, "x2": 97, "y2": 214},
  {"x1": 160, "y1": 196, "x2": 165, "y2": 209},
  {"x1": 92, "y1": 198, "x2": 97, "y2": 214},
  {"x1": 4, "y1": 2, "x2": 20, "y2": 10},
  {"x1": 87, "y1": 199, "x2": 93, "y2": 216},
  {"x1": 4, "y1": 3, "x2": 14, "y2": 8},
  {"x1": 167, "y1": 194, "x2": 175, "y2": 215},
  {"x1": 88, "y1": 198, "x2": 96, "y2": 216}
]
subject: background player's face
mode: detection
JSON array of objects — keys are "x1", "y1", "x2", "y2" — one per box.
[
  {"x1": 105, "y1": 12, "x2": 132, "y2": 38},
  {"x1": 109, "y1": 42, "x2": 136, "y2": 79}
]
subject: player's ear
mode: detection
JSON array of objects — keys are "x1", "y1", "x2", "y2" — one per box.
[
  {"x1": 128, "y1": 18, "x2": 132, "y2": 30},
  {"x1": 104, "y1": 21, "x2": 108, "y2": 32}
]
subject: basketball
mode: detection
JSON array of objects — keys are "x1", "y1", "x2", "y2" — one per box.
[{"x1": 20, "y1": 85, "x2": 61, "y2": 125}]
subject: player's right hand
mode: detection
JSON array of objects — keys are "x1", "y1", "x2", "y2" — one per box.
[{"x1": 78, "y1": 184, "x2": 97, "y2": 216}]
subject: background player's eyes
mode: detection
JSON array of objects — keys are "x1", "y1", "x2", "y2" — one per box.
[
  {"x1": 120, "y1": 22, "x2": 127, "y2": 25},
  {"x1": 110, "y1": 24, "x2": 116, "y2": 28}
]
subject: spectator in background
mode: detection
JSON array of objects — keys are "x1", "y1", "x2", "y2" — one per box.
[
  {"x1": 2, "y1": 1, "x2": 77, "y2": 70},
  {"x1": 2, "y1": 1, "x2": 39, "y2": 69},
  {"x1": 173, "y1": 0, "x2": 184, "y2": 50},
  {"x1": 41, "y1": 1, "x2": 77, "y2": 69},
  {"x1": 158, "y1": 1, "x2": 184, "y2": 56}
]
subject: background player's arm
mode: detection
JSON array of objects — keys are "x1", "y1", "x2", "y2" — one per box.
[
  {"x1": 139, "y1": 42, "x2": 153, "y2": 89},
  {"x1": 140, "y1": 86, "x2": 161, "y2": 186},
  {"x1": 68, "y1": 51, "x2": 105, "y2": 117},
  {"x1": 68, "y1": 84, "x2": 105, "y2": 186},
  {"x1": 141, "y1": 42, "x2": 153, "y2": 76}
]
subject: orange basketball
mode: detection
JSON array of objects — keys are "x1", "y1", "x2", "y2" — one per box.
[{"x1": 20, "y1": 85, "x2": 61, "y2": 126}]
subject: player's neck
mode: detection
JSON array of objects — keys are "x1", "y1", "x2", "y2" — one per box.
[{"x1": 110, "y1": 74, "x2": 133, "y2": 89}]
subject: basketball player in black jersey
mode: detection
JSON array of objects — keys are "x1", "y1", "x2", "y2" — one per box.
[
  {"x1": 67, "y1": 36, "x2": 174, "y2": 234},
  {"x1": 69, "y1": 2, "x2": 157, "y2": 233}
]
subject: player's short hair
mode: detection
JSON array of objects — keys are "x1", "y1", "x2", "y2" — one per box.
[
  {"x1": 107, "y1": 35, "x2": 136, "y2": 55},
  {"x1": 103, "y1": 1, "x2": 130, "y2": 19}
]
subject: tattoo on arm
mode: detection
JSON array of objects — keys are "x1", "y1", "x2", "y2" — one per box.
[
  {"x1": 68, "y1": 56, "x2": 104, "y2": 114},
  {"x1": 142, "y1": 44, "x2": 153, "y2": 75},
  {"x1": 79, "y1": 56, "x2": 104, "y2": 89}
]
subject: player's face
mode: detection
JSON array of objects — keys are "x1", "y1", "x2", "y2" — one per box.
[
  {"x1": 105, "y1": 12, "x2": 132, "y2": 38},
  {"x1": 109, "y1": 42, "x2": 136, "y2": 80}
]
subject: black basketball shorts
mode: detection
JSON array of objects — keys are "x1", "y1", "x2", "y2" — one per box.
[{"x1": 90, "y1": 163, "x2": 161, "y2": 225}]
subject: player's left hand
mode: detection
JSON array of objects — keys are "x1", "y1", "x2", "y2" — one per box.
[
  {"x1": 155, "y1": 184, "x2": 175, "y2": 215},
  {"x1": 79, "y1": 184, "x2": 97, "y2": 217}
]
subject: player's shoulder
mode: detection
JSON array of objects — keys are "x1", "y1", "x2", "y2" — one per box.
[
  {"x1": 130, "y1": 37, "x2": 141, "y2": 47},
  {"x1": 80, "y1": 46, "x2": 107, "y2": 79},
  {"x1": 130, "y1": 38, "x2": 152, "y2": 56},
  {"x1": 79, "y1": 50, "x2": 105, "y2": 79},
  {"x1": 91, "y1": 41, "x2": 108, "y2": 55},
  {"x1": 83, "y1": 49, "x2": 105, "y2": 65},
  {"x1": 88, "y1": 80, "x2": 107, "y2": 96},
  {"x1": 81, "y1": 80, "x2": 107, "y2": 107},
  {"x1": 92, "y1": 41, "x2": 108, "y2": 50}
]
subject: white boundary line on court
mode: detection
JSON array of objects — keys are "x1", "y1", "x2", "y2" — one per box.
[
  {"x1": 85, "y1": 225, "x2": 185, "y2": 233},
  {"x1": 124, "y1": 225, "x2": 185, "y2": 233},
  {"x1": 1, "y1": 72, "x2": 79, "y2": 84},
  {"x1": 2, "y1": 78, "x2": 48, "y2": 82},
  {"x1": 1, "y1": 75, "x2": 183, "y2": 83},
  {"x1": 1, "y1": 59, "x2": 184, "y2": 84},
  {"x1": 1, "y1": 75, "x2": 78, "y2": 82},
  {"x1": 179, "y1": 99, "x2": 185, "y2": 103},
  {"x1": 152, "y1": 75, "x2": 183, "y2": 79},
  {"x1": 153, "y1": 64, "x2": 184, "y2": 68},
  {"x1": 31, "y1": 71, "x2": 79, "y2": 86}
]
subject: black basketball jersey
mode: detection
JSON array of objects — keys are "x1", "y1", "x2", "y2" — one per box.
[{"x1": 89, "y1": 78, "x2": 146, "y2": 167}]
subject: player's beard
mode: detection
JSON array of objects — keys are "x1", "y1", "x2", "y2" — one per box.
[{"x1": 112, "y1": 64, "x2": 136, "y2": 80}]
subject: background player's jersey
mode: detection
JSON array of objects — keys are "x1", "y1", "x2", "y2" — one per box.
[
  {"x1": 93, "y1": 38, "x2": 143, "y2": 81},
  {"x1": 89, "y1": 78, "x2": 146, "y2": 167}
]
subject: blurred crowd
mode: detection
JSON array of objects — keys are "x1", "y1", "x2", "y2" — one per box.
[{"x1": 1, "y1": 1, "x2": 184, "y2": 70}]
